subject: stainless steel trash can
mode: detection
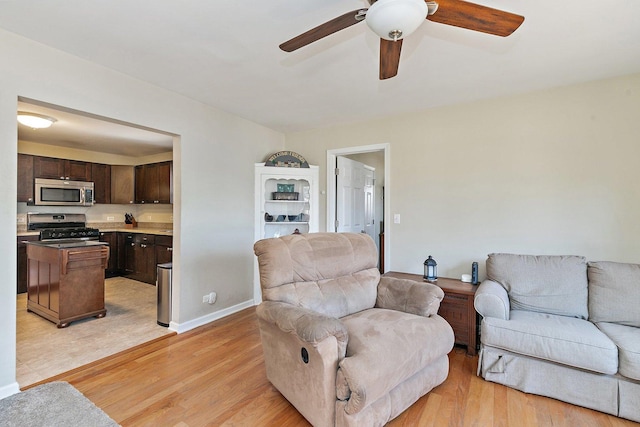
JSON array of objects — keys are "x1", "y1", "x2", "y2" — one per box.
[{"x1": 157, "y1": 262, "x2": 172, "y2": 327}]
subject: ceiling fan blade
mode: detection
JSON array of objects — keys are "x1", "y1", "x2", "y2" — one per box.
[
  {"x1": 279, "y1": 9, "x2": 367, "y2": 52},
  {"x1": 379, "y1": 39, "x2": 403, "y2": 80},
  {"x1": 427, "y1": 0, "x2": 524, "y2": 37}
]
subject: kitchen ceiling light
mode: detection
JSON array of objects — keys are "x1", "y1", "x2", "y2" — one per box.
[
  {"x1": 17, "y1": 112, "x2": 57, "y2": 129},
  {"x1": 366, "y1": 0, "x2": 428, "y2": 41}
]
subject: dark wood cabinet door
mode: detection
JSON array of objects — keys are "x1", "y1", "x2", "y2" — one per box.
[
  {"x1": 17, "y1": 235, "x2": 39, "y2": 294},
  {"x1": 64, "y1": 159, "x2": 92, "y2": 181},
  {"x1": 155, "y1": 236, "x2": 173, "y2": 268},
  {"x1": 134, "y1": 165, "x2": 147, "y2": 203},
  {"x1": 99, "y1": 232, "x2": 118, "y2": 277},
  {"x1": 157, "y1": 162, "x2": 172, "y2": 203},
  {"x1": 92, "y1": 163, "x2": 111, "y2": 204},
  {"x1": 34, "y1": 156, "x2": 66, "y2": 179},
  {"x1": 111, "y1": 165, "x2": 135, "y2": 204},
  {"x1": 17, "y1": 154, "x2": 34, "y2": 203}
]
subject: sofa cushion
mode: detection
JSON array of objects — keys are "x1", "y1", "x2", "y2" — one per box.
[
  {"x1": 482, "y1": 310, "x2": 618, "y2": 374},
  {"x1": 596, "y1": 322, "x2": 640, "y2": 381},
  {"x1": 588, "y1": 261, "x2": 640, "y2": 327},
  {"x1": 486, "y1": 253, "x2": 588, "y2": 319},
  {"x1": 336, "y1": 308, "x2": 454, "y2": 415}
]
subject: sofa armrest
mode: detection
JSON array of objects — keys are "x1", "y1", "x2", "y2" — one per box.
[
  {"x1": 376, "y1": 276, "x2": 444, "y2": 317},
  {"x1": 256, "y1": 301, "x2": 349, "y2": 357},
  {"x1": 474, "y1": 279, "x2": 510, "y2": 320}
]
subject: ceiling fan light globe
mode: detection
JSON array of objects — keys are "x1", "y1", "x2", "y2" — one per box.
[{"x1": 366, "y1": 0, "x2": 428, "y2": 41}]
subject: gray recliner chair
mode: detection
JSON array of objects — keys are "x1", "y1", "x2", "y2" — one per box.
[{"x1": 253, "y1": 232, "x2": 454, "y2": 427}]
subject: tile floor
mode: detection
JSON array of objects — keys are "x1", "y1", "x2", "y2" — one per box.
[{"x1": 16, "y1": 277, "x2": 173, "y2": 387}]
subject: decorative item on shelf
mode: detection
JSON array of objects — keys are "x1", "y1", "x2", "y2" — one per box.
[
  {"x1": 124, "y1": 213, "x2": 137, "y2": 229},
  {"x1": 264, "y1": 213, "x2": 274, "y2": 222},
  {"x1": 272, "y1": 191, "x2": 299, "y2": 200},
  {"x1": 276, "y1": 215, "x2": 286, "y2": 222},
  {"x1": 287, "y1": 215, "x2": 298, "y2": 222},
  {"x1": 277, "y1": 183, "x2": 295, "y2": 192},
  {"x1": 264, "y1": 151, "x2": 310, "y2": 168},
  {"x1": 423, "y1": 255, "x2": 437, "y2": 282},
  {"x1": 292, "y1": 228, "x2": 301, "y2": 234},
  {"x1": 471, "y1": 262, "x2": 479, "y2": 285}
]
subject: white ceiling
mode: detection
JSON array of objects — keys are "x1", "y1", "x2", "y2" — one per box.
[
  {"x1": 17, "y1": 99, "x2": 174, "y2": 157},
  {"x1": 4, "y1": 0, "x2": 640, "y2": 146}
]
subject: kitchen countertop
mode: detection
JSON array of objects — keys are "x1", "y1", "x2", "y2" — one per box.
[
  {"x1": 18, "y1": 227, "x2": 173, "y2": 237},
  {"x1": 25, "y1": 240, "x2": 108, "y2": 249}
]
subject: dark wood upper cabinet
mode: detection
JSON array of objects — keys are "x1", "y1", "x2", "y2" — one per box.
[
  {"x1": 17, "y1": 154, "x2": 34, "y2": 203},
  {"x1": 33, "y1": 156, "x2": 92, "y2": 181},
  {"x1": 111, "y1": 165, "x2": 135, "y2": 205},
  {"x1": 91, "y1": 163, "x2": 111, "y2": 204},
  {"x1": 135, "y1": 161, "x2": 172, "y2": 204}
]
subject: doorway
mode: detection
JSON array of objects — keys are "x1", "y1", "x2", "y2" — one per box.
[
  {"x1": 16, "y1": 97, "x2": 177, "y2": 387},
  {"x1": 326, "y1": 143, "x2": 390, "y2": 272}
]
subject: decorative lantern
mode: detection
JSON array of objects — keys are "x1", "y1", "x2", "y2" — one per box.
[{"x1": 424, "y1": 256, "x2": 437, "y2": 282}]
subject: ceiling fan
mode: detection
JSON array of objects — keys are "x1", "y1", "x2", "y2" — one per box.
[{"x1": 279, "y1": 0, "x2": 524, "y2": 80}]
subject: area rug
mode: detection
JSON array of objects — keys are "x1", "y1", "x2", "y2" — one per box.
[{"x1": 0, "y1": 381, "x2": 118, "y2": 427}]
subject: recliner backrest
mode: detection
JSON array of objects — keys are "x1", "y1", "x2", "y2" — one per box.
[{"x1": 254, "y1": 233, "x2": 380, "y2": 318}]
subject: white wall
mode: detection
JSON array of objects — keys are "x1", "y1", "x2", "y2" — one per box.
[
  {"x1": 285, "y1": 73, "x2": 640, "y2": 281},
  {"x1": 0, "y1": 29, "x2": 283, "y2": 396}
]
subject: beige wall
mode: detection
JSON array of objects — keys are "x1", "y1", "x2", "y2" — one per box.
[
  {"x1": 285, "y1": 73, "x2": 640, "y2": 280},
  {"x1": 0, "y1": 28, "x2": 283, "y2": 396}
]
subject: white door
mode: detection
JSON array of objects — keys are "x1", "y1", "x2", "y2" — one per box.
[
  {"x1": 363, "y1": 165, "x2": 376, "y2": 242},
  {"x1": 336, "y1": 156, "x2": 366, "y2": 233}
]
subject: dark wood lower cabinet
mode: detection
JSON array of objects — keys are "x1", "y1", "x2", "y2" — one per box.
[
  {"x1": 26, "y1": 242, "x2": 109, "y2": 328},
  {"x1": 17, "y1": 235, "x2": 40, "y2": 294},
  {"x1": 123, "y1": 233, "x2": 162, "y2": 284},
  {"x1": 99, "y1": 231, "x2": 120, "y2": 277}
]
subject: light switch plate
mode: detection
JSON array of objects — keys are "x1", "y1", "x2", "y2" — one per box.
[{"x1": 393, "y1": 214, "x2": 400, "y2": 224}]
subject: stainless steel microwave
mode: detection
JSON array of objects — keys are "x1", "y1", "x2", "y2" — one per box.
[{"x1": 34, "y1": 178, "x2": 95, "y2": 206}]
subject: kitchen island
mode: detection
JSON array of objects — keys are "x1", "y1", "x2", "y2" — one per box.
[{"x1": 26, "y1": 240, "x2": 109, "y2": 328}]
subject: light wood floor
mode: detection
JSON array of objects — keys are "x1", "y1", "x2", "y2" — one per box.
[
  {"x1": 38, "y1": 307, "x2": 637, "y2": 427},
  {"x1": 17, "y1": 277, "x2": 174, "y2": 387}
]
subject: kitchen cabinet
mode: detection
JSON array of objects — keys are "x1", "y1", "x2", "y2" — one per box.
[
  {"x1": 33, "y1": 156, "x2": 92, "y2": 181},
  {"x1": 99, "y1": 231, "x2": 119, "y2": 277},
  {"x1": 110, "y1": 165, "x2": 135, "y2": 204},
  {"x1": 155, "y1": 235, "x2": 173, "y2": 266},
  {"x1": 92, "y1": 163, "x2": 111, "y2": 204},
  {"x1": 17, "y1": 154, "x2": 34, "y2": 203},
  {"x1": 135, "y1": 161, "x2": 172, "y2": 204},
  {"x1": 17, "y1": 235, "x2": 39, "y2": 294},
  {"x1": 26, "y1": 241, "x2": 109, "y2": 328},
  {"x1": 123, "y1": 233, "x2": 157, "y2": 284}
]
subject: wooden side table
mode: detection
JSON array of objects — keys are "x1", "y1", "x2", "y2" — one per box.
[{"x1": 384, "y1": 272, "x2": 478, "y2": 356}]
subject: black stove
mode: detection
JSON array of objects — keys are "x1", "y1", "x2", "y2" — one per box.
[{"x1": 27, "y1": 213, "x2": 100, "y2": 241}]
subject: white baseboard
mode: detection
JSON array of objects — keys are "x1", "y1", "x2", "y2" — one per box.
[
  {"x1": 0, "y1": 381, "x2": 20, "y2": 400},
  {"x1": 169, "y1": 299, "x2": 255, "y2": 334}
]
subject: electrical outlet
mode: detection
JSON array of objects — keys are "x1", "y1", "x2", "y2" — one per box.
[
  {"x1": 208, "y1": 292, "x2": 217, "y2": 305},
  {"x1": 17, "y1": 215, "x2": 26, "y2": 224},
  {"x1": 202, "y1": 295, "x2": 209, "y2": 303},
  {"x1": 107, "y1": 216, "x2": 115, "y2": 221}
]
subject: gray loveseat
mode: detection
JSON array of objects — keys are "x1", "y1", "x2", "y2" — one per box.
[
  {"x1": 254, "y1": 232, "x2": 454, "y2": 427},
  {"x1": 474, "y1": 253, "x2": 640, "y2": 422}
]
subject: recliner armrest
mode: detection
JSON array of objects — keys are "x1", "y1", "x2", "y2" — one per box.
[
  {"x1": 376, "y1": 276, "x2": 444, "y2": 317},
  {"x1": 256, "y1": 301, "x2": 349, "y2": 357},
  {"x1": 474, "y1": 279, "x2": 510, "y2": 320}
]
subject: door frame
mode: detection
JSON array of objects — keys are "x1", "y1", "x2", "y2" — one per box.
[{"x1": 326, "y1": 143, "x2": 390, "y2": 272}]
